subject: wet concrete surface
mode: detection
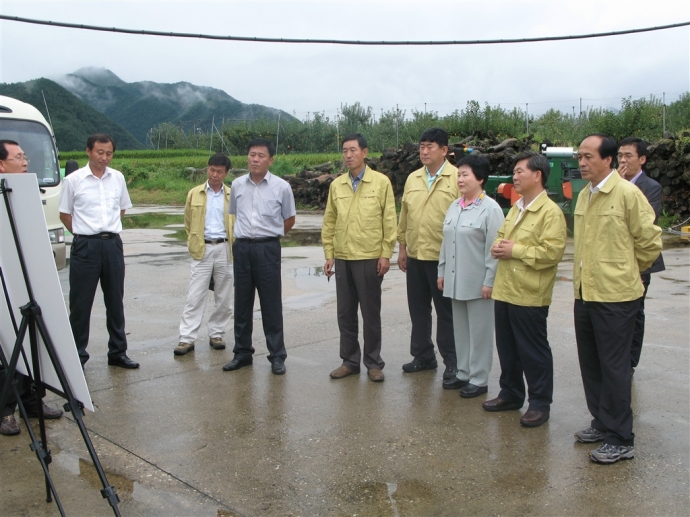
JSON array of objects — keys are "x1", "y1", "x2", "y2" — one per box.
[{"x1": 1, "y1": 210, "x2": 689, "y2": 516}]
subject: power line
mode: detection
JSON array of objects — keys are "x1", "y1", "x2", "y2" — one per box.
[{"x1": 0, "y1": 14, "x2": 688, "y2": 45}]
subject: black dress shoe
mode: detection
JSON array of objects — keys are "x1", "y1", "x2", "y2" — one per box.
[
  {"x1": 443, "y1": 365, "x2": 459, "y2": 380},
  {"x1": 520, "y1": 409, "x2": 550, "y2": 427},
  {"x1": 271, "y1": 358, "x2": 286, "y2": 375},
  {"x1": 222, "y1": 358, "x2": 253, "y2": 371},
  {"x1": 402, "y1": 359, "x2": 438, "y2": 373},
  {"x1": 107, "y1": 355, "x2": 140, "y2": 369},
  {"x1": 27, "y1": 404, "x2": 63, "y2": 420},
  {"x1": 442, "y1": 377, "x2": 469, "y2": 390},
  {"x1": 482, "y1": 397, "x2": 523, "y2": 412},
  {"x1": 460, "y1": 383, "x2": 488, "y2": 398}
]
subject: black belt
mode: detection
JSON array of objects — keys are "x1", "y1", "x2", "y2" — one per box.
[
  {"x1": 76, "y1": 232, "x2": 117, "y2": 240},
  {"x1": 235, "y1": 237, "x2": 279, "y2": 244},
  {"x1": 204, "y1": 238, "x2": 228, "y2": 244}
]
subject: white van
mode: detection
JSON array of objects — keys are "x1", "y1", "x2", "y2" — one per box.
[{"x1": 0, "y1": 95, "x2": 66, "y2": 270}]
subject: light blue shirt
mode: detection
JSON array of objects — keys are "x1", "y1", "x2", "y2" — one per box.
[
  {"x1": 229, "y1": 172, "x2": 296, "y2": 238},
  {"x1": 351, "y1": 167, "x2": 366, "y2": 192},
  {"x1": 204, "y1": 182, "x2": 226, "y2": 239},
  {"x1": 425, "y1": 163, "x2": 444, "y2": 190}
]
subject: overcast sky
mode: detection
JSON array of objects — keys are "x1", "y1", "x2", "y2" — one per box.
[{"x1": 1, "y1": 0, "x2": 688, "y2": 119}]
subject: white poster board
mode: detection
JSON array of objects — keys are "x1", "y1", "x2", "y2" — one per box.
[{"x1": 0, "y1": 173, "x2": 93, "y2": 412}]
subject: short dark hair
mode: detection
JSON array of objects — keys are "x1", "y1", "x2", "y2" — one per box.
[
  {"x1": 584, "y1": 133, "x2": 617, "y2": 167},
  {"x1": 247, "y1": 137, "x2": 275, "y2": 157},
  {"x1": 0, "y1": 140, "x2": 20, "y2": 160},
  {"x1": 511, "y1": 150, "x2": 550, "y2": 188},
  {"x1": 618, "y1": 137, "x2": 648, "y2": 159},
  {"x1": 86, "y1": 133, "x2": 116, "y2": 152},
  {"x1": 208, "y1": 153, "x2": 231, "y2": 171},
  {"x1": 456, "y1": 154, "x2": 490, "y2": 188},
  {"x1": 419, "y1": 127, "x2": 448, "y2": 148},
  {"x1": 342, "y1": 133, "x2": 367, "y2": 150}
]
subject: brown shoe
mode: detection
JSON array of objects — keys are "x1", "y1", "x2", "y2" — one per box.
[
  {"x1": 0, "y1": 415, "x2": 20, "y2": 436},
  {"x1": 174, "y1": 342, "x2": 195, "y2": 356},
  {"x1": 367, "y1": 369, "x2": 385, "y2": 382},
  {"x1": 209, "y1": 337, "x2": 226, "y2": 350},
  {"x1": 330, "y1": 365, "x2": 359, "y2": 379},
  {"x1": 482, "y1": 397, "x2": 523, "y2": 412},
  {"x1": 520, "y1": 409, "x2": 550, "y2": 427}
]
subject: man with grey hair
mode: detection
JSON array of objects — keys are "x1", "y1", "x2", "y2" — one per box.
[{"x1": 484, "y1": 151, "x2": 567, "y2": 428}]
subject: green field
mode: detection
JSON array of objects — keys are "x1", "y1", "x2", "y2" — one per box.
[{"x1": 61, "y1": 150, "x2": 357, "y2": 205}]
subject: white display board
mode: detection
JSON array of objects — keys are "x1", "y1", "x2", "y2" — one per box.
[{"x1": 0, "y1": 173, "x2": 93, "y2": 411}]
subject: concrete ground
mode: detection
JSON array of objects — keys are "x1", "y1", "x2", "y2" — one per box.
[{"x1": 1, "y1": 209, "x2": 688, "y2": 516}]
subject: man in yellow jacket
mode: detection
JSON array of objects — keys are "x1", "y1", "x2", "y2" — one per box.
[
  {"x1": 397, "y1": 128, "x2": 459, "y2": 383},
  {"x1": 322, "y1": 134, "x2": 397, "y2": 382},
  {"x1": 485, "y1": 151, "x2": 567, "y2": 427},
  {"x1": 174, "y1": 154, "x2": 234, "y2": 356},
  {"x1": 573, "y1": 134, "x2": 662, "y2": 465}
]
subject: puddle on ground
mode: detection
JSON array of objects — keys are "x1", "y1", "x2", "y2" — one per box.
[
  {"x1": 124, "y1": 213, "x2": 323, "y2": 247},
  {"x1": 328, "y1": 479, "x2": 435, "y2": 516},
  {"x1": 283, "y1": 266, "x2": 335, "y2": 310}
]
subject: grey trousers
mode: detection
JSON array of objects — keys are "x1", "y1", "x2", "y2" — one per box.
[
  {"x1": 451, "y1": 298, "x2": 495, "y2": 387},
  {"x1": 335, "y1": 259, "x2": 385, "y2": 371}
]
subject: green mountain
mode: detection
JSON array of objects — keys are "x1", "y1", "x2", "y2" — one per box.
[
  {"x1": 0, "y1": 78, "x2": 143, "y2": 152},
  {"x1": 55, "y1": 68, "x2": 294, "y2": 145}
]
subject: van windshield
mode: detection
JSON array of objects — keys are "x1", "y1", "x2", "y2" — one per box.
[{"x1": 0, "y1": 119, "x2": 60, "y2": 188}]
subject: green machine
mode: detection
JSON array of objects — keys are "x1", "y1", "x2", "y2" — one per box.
[{"x1": 484, "y1": 145, "x2": 588, "y2": 230}]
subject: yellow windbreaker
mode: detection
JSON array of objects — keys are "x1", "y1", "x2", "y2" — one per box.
[
  {"x1": 184, "y1": 183, "x2": 234, "y2": 260},
  {"x1": 322, "y1": 166, "x2": 397, "y2": 260},
  {"x1": 397, "y1": 161, "x2": 459, "y2": 260},
  {"x1": 492, "y1": 193, "x2": 567, "y2": 307},
  {"x1": 573, "y1": 171, "x2": 662, "y2": 302}
]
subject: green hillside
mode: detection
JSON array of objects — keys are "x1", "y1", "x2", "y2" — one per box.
[
  {"x1": 0, "y1": 78, "x2": 143, "y2": 152},
  {"x1": 56, "y1": 68, "x2": 295, "y2": 145}
]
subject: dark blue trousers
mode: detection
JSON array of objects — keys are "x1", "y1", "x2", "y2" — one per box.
[
  {"x1": 69, "y1": 234, "x2": 128, "y2": 365},
  {"x1": 575, "y1": 297, "x2": 640, "y2": 446},
  {"x1": 494, "y1": 301, "x2": 553, "y2": 412},
  {"x1": 406, "y1": 257, "x2": 456, "y2": 368},
  {"x1": 232, "y1": 239, "x2": 286, "y2": 363},
  {"x1": 631, "y1": 274, "x2": 651, "y2": 368}
]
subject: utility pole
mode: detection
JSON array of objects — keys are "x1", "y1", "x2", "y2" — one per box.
[
  {"x1": 579, "y1": 98, "x2": 582, "y2": 118},
  {"x1": 663, "y1": 92, "x2": 666, "y2": 134},
  {"x1": 276, "y1": 112, "x2": 281, "y2": 156},
  {"x1": 526, "y1": 103, "x2": 529, "y2": 134},
  {"x1": 396, "y1": 104, "x2": 399, "y2": 149},
  {"x1": 209, "y1": 116, "x2": 215, "y2": 154}
]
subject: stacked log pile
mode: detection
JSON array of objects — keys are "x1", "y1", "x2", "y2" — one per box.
[
  {"x1": 646, "y1": 132, "x2": 690, "y2": 219},
  {"x1": 284, "y1": 132, "x2": 690, "y2": 218}
]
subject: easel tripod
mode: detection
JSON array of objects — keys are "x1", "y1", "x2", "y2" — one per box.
[{"x1": 0, "y1": 178, "x2": 121, "y2": 516}]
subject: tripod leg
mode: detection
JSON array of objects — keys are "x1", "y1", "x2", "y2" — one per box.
[
  {"x1": 15, "y1": 392, "x2": 66, "y2": 516},
  {"x1": 34, "y1": 312, "x2": 122, "y2": 517},
  {"x1": 27, "y1": 318, "x2": 53, "y2": 504}
]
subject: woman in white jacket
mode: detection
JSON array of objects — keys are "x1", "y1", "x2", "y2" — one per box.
[{"x1": 437, "y1": 154, "x2": 504, "y2": 398}]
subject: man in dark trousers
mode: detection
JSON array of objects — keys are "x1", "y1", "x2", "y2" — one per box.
[
  {"x1": 222, "y1": 138, "x2": 296, "y2": 375},
  {"x1": 59, "y1": 134, "x2": 139, "y2": 369},
  {"x1": 617, "y1": 137, "x2": 665, "y2": 375},
  {"x1": 397, "y1": 128, "x2": 459, "y2": 383},
  {"x1": 0, "y1": 140, "x2": 63, "y2": 435},
  {"x1": 573, "y1": 134, "x2": 662, "y2": 464}
]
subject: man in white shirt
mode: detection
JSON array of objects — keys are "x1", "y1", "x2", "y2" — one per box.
[{"x1": 59, "y1": 134, "x2": 138, "y2": 369}]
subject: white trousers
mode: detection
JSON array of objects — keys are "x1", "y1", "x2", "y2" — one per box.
[
  {"x1": 179, "y1": 242, "x2": 233, "y2": 344},
  {"x1": 452, "y1": 297, "x2": 495, "y2": 387}
]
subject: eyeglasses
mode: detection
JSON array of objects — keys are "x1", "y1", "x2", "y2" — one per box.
[{"x1": 3, "y1": 155, "x2": 30, "y2": 164}]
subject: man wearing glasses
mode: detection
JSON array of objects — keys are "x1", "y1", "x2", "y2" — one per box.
[{"x1": 0, "y1": 140, "x2": 63, "y2": 436}]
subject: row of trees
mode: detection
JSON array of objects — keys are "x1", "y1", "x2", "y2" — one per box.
[{"x1": 147, "y1": 94, "x2": 690, "y2": 155}]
